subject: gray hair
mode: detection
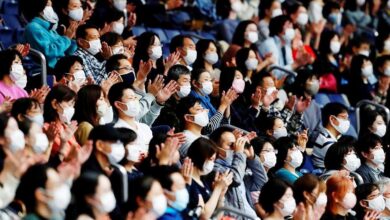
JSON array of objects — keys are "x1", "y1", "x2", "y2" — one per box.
[{"x1": 376, "y1": 177, "x2": 390, "y2": 194}]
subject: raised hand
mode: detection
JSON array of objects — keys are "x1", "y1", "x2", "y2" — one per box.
[
  {"x1": 78, "y1": 140, "x2": 93, "y2": 165},
  {"x1": 64, "y1": 21, "x2": 79, "y2": 39},
  {"x1": 181, "y1": 157, "x2": 194, "y2": 185},
  {"x1": 163, "y1": 52, "x2": 181, "y2": 75},
  {"x1": 156, "y1": 137, "x2": 180, "y2": 165},
  {"x1": 147, "y1": 74, "x2": 164, "y2": 97},
  {"x1": 251, "y1": 87, "x2": 262, "y2": 109},
  {"x1": 30, "y1": 85, "x2": 50, "y2": 104},
  {"x1": 0, "y1": 96, "x2": 14, "y2": 113},
  {"x1": 295, "y1": 96, "x2": 311, "y2": 113},
  {"x1": 285, "y1": 95, "x2": 297, "y2": 111},
  {"x1": 101, "y1": 71, "x2": 120, "y2": 94},
  {"x1": 220, "y1": 88, "x2": 238, "y2": 108},
  {"x1": 297, "y1": 129, "x2": 308, "y2": 150},
  {"x1": 167, "y1": 128, "x2": 186, "y2": 145},
  {"x1": 156, "y1": 80, "x2": 179, "y2": 104},
  {"x1": 15, "y1": 43, "x2": 30, "y2": 57},
  {"x1": 2, "y1": 148, "x2": 45, "y2": 179},
  {"x1": 262, "y1": 90, "x2": 278, "y2": 108},
  {"x1": 44, "y1": 122, "x2": 60, "y2": 142},
  {"x1": 101, "y1": 41, "x2": 113, "y2": 60},
  {"x1": 234, "y1": 136, "x2": 248, "y2": 153}
]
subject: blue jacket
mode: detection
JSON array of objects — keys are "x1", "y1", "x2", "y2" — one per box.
[{"x1": 24, "y1": 17, "x2": 77, "y2": 68}]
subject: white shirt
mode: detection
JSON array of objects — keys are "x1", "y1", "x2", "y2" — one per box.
[{"x1": 114, "y1": 118, "x2": 153, "y2": 154}]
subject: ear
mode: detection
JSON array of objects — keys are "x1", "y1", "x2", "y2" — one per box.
[
  {"x1": 35, "y1": 188, "x2": 47, "y2": 204},
  {"x1": 266, "y1": 129, "x2": 273, "y2": 136},
  {"x1": 17, "y1": 113, "x2": 24, "y2": 122},
  {"x1": 163, "y1": 191, "x2": 176, "y2": 202},
  {"x1": 359, "y1": 200, "x2": 369, "y2": 209},
  {"x1": 51, "y1": 99, "x2": 58, "y2": 110},
  {"x1": 184, "y1": 114, "x2": 194, "y2": 123},
  {"x1": 77, "y1": 38, "x2": 89, "y2": 49},
  {"x1": 114, "y1": 101, "x2": 126, "y2": 112},
  {"x1": 96, "y1": 140, "x2": 109, "y2": 154},
  {"x1": 85, "y1": 195, "x2": 98, "y2": 207},
  {"x1": 329, "y1": 116, "x2": 338, "y2": 126},
  {"x1": 62, "y1": 8, "x2": 68, "y2": 15},
  {"x1": 361, "y1": 151, "x2": 370, "y2": 160},
  {"x1": 303, "y1": 191, "x2": 313, "y2": 204}
]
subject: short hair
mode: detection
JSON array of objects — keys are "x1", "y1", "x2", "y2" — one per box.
[
  {"x1": 294, "y1": 174, "x2": 320, "y2": 204},
  {"x1": 100, "y1": 32, "x2": 123, "y2": 47},
  {"x1": 176, "y1": 96, "x2": 201, "y2": 127},
  {"x1": 375, "y1": 177, "x2": 390, "y2": 194},
  {"x1": 191, "y1": 68, "x2": 208, "y2": 82},
  {"x1": 0, "y1": 49, "x2": 23, "y2": 80},
  {"x1": 73, "y1": 85, "x2": 103, "y2": 126},
  {"x1": 20, "y1": 0, "x2": 47, "y2": 21},
  {"x1": 232, "y1": 20, "x2": 257, "y2": 46},
  {"x1": 209, "y1": 126, "x2": 235, "y2": 147},
  {"x1": 282, "y1": 0, "x2": 302, "y2": 15},
  {"x1": 54, "y1": 56, "x2": 84, "y2": 80},
  {"x1": 324, "y1": 137, "x2": 357, "y2": 170},
  {"x1": 43, "y1": 85, "x2": 77, "y2": 123},
  {"x1": 107, "y1": 82, "x2": 132, "y2": 121},
  {"x1": 166, "y1": 64, "x2": 191, "y2": 82},
  {"x1": 359, "y1": 108, "x2": 386, "y2": 137},
  {"x1": 149, "y1": 165, "x2": 181, "y2": 190},
  {"x1": 321, "y1": 102, "x2": 348, "y2": 126},
  {"x1": 116, "y1": 127, "x2": 137, "y2": 145},
  {"x1": 251, "y1": 136, "x2": 274, "y2": 156},
  {"x1": 88, "y1": 124, "x2": 122, "y2": 146},
  {"x1": 259, "y1": 178, "x2": 291, "y2": 213},
  {"x1": 105, "y1": 9, "x2": 124, "y2": 24},
  {"x1": 269, "y1": 15, "x2": 290, "y2": 37},
  {"x1": 235, "y1": 47, "x2": 253, "y2": 76},
  {"x1": 128, "y1": 176, "x2": 157, "y2": 211},
  {"x1": 106, "y1": 54, "x2": 128, "y2": 73},
  {"x1": 187, "y1": 137, "x2": 218, "y2": 170},
  {"x1": 355, "y1": 183, "x2": 379, "y2": 217},
  {"x1": 257, "y1": 72, "x2": 274, "y2": 87},
  {"x1": 169, "y1": 35, "x2": 192, "y2": 53},
  {"x1": 71, "y1": 172, "x2": 101, "y2": 218},
  {"x1": 326, "y1": 175, "x2": 354, "y2": 214},
  {"x1": 322, "y1": 1, "x2": 341, "y2": 19},
  {"x1": 274, "y1": 136, "x2": 296, "y2": 170},
  {"x1": 356, "y1": 133, "x2": 383, "y2": 160},
  {"x1": 11, "y1": 98, "x2": 40, "y2": 120},
  {"x1": 375, "y1": 55, "x2": 390, "y2": 75},
  {"x1": 76, "y1": 24, "x2": 99, "y2": 40}
]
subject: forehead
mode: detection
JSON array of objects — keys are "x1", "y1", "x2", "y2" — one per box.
[
  {"x1": 118, "y1": 58, "x2": 131, "y2": 67},
  {"x1": 221, "y1": 132, "x2": 235, "y2": 142},
  {"x1": 183, "y1": 38, "x2": 195, "y2": 46},
  {"x1": 86, "y1": 28, "x2": 99, "y2": 37}
]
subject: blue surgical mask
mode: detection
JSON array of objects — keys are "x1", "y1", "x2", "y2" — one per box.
[{"x1": 171, "y1": 188, "x2": 189, "y2": 211}]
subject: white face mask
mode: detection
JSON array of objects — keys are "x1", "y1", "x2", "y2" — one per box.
[
  {"x1": 10, "y1": 63, "x2": 27, "y2": 88},
  {"x1": 372, "y1": 148, "x2": 386, "y2": 165},
  {"x1": 385, "y1": 40, "x2": 390, "y2": 52},
  {"x1": 280, "y1": 197, "x2": 296, "y2": 217},
  {"x1": 42, "y1": 6, "x2": 59, "y2": 24},
  {"x1": 113, "y1": 0, "x2": 127, "y2": 11},
  {"x1": 367, "y1": 195, "x2": 386, "y2": 212},
  {"x1": 201, "y1": 81, "x2": 213, "y2": 95},
  {"x1": 296, "y1": 13, "x2": 308, "y2": 26},
  {"x1": 122, "y1": 100, "x2": 140, "y2": 117},
  {"x1": 87, "y1": 39, "x2": 102, "y2": 55},
  {"x1": 59, "y1": 106, "x2": 75, "y2": 124},
  {"x1": 344, "y1": 154, "x2": 361, "y2": 172},
  {"x1": 107, "y1": 142, "x2": 125, "y2": 164},
  {"x1": 177, "y1": 84, "x2": 191, "y2": 98},
  {"x1": 245, "y1": 31, "x2": 258, "y2": 44},
  {"x1": 331, "y1": 117, "x2": 350, "y2": 134},
  {"x1": 73, "y1": 70, "x2": 86, "y2": 85},
  {"x1": 359, "y1": 50, "x2": 370, "y2": 57},
  {"x1": 308, "y1": 1, "x2": 323, "y2": 23},
  {"x1": 357, "y1": 0, "x2": 366, "y2": 7},
  {"x1": 32, "y1": 133, "x2": 49, "y2": 154},
  {"x1": 7, "y1": 129, "x2": 25, "y2": 153},
  {"x1": 231, "y1": 1, "x2": 243, "y2": 13},
  {"x1": 13, "y1": 75, "x2": 27, "y2": 89},
  {"x1": 342, "y1": 192, "x2": 357, "y2": 210},
  {"x1": 97, "y1": 191, "x2": 116, "y2": 213},
  {"x1": 272, "y1": 8, "x2": 283, "y2": 18},
  {"x1": 204, "y1": 52, "x2": 218, "y2": 65},
  {"x1": 386, "y1": 197, "x2": 390, "y2": 210},
  {"x1": 101, "y1": 106, "x2": 114, "y2": 125},
  {"x1": 126, "y1": 144, "x2": 141, "y2": 162},
  {"x1": 184, "y1": 49, "x2": 197, "y2": 65},
  {"x1": 112, "y1": 22, "x2": 124, "y2": 35},
  {"x1": 273, "y1": 127, "x2": 288, "y2": 139},
  {"x1": 266, "y1": 86, "x2": 277, "y2": 95},
  {"x1": 26, "y1": 114, "x2": 44, "y2": 126},
  {"x1": 151, "y1": 194, "x2": 167, "y2": 217},
  {"x1": 149, "y1": 46, "x2": 163, "y2": 60},
  {"x1": 330, "y1": 41, "x2": 341, "y2": 54},
  {"x1": 316, "y1": 193, "x2": 328, "y2": 206},
  {"x1": 112, "y1": 46, "x2": 125, "y2": 55},
  {"x1": 245, "y1": 58, "x2": 258, "y2": 70},
  {"x1": 284, "y1": 28, "x2": 295, "y2": 42},
  {"x1": 192, "y1": 111, "x2": 209, "y2": 127},
  {"x1": 202, "y1": 160, "x2": 214, "y2": 175},
  {"x1": 374, "y1": 124, "x2": 387, "y2": 137},
  {"x1": 68, "y1": 7, "x2": 84, "y2": 21},
  {"x1": 97, "y1": 102, "x2": 109, "y2": 117},
  {"x1": 171, "y1": 188, "x2": 189, "y2": 211},
  {"x1": 384, "y1": 67, "x2": 390, "y2": 76},
  {"x1": 47, "y1": 184, "x2": 71, "y2": 213},
  {"x1": 262, "y1": 151, "x2": 277, "y2": 168},
  {"x1": 362, "y1": 65, "x2": 374, "y2": 78},
  {"x1": 289, "y1": 149, "x2": 303, "y2": 168}
]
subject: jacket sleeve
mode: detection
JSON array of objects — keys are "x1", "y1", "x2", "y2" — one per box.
[
  {"x1": 245, "y1": 156, "x2": 268, "y2": 192},
  {"x1": 135, "y1": 92, "x2": 156, "y2": 120},
  {"x1": 230, "y1": 152, "x2": 247, "y2": 187},
  {"x1": 139, "y1": 102, "x2": 163, "y2": 126},
  {"x1": 0, "y1": 171, "x2": 20, "y2": 209}
]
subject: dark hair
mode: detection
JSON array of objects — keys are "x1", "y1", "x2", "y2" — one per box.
[
  {"x1": 232, "y1": 20, "x2": 257, "y2": 46},
  {"x1": 129, "y1": 176, "x2": 157, "y2": 211},
  {"x1": 355, "y1": 183, "x2": 379, "y2": 218},
  {"x1": 356, "y1": 133, "x2": 383, "y2": 161},
  {"x1": 191, "y1": 68, "x2": 208, "y2": 83},
  {"x1": 100, "y1": 32, "x2": 123, "y2": 47},
  {"x1": 344, "y1": 0, "x2": 365, "y2": 11},
  {"x1": 17, "y1": 118, "x2": 32, "y2": 136},
  {"x1": 375, "y1": 55, "x2": 390, "y2": 75},
  {"x1": 359, "y1": 108, "x2": 386, "y2": 137},
  {"x1": 219, "y1": 67, "x2": 240, "y2": 95},
  {"x1": 76, "y1": 24, "x2": 99, "y2": 40},
  {"x1": 318, "y1": 30, "x2": 339, "y2": 56},
  {"x1": 324, "y1": 136, "x2": 357, "y2": 170},
  {"x1": 235, "y1": 47, "x2": 253, "y2": 77},
  {"x1": 133, "y1": 32, "x2": 162, "y2": 72},
  {"x1": 322, "y1": 102, "x2": 348, "y2": 126},
  {"x1": 187, "y1": 137, "x2": 218, "y2": 170},
  {"x1": 216, "y1": 0, "x2": 232, "y2": 19},
  {"x1": 116, "y1": 127, "x2": 137, "y2": 146},
  {"x1": 54, "y1": 56, "x2": 84, "y2": 81},
  {"x1": 0, "y1": 113, "x2": 10, "y2": 137},
  {"x1": 269, "y1": 15, "x2": 290, "y2": 37},
  {"x1": 0, "y1": 49, "x2": 23, "y2": 80},
  {"x1": 20, "y1": 0, "x2": 47, "y2": 21},
  {"x1": 322, "y1": 1, "x2": 341, "y2": 19},
  {"x1": 105, "y1": 9, "x2": 124, "y2": 26},
  {"x1": 257, "y1": 72, "x2": 274, "y2": 87},
  {"x1": 11, "y1": 98, "x2": 40, "y2": 121},
  {"x1": 293, "y1": 174, "x2": 320, "y2": 204},
  {"x1": 209, "y1": 126, "x2": 235, "y2": 146},
  {"x1": 176, "y1": 96, "x2": 201, "y2": 128},
  {"x1": 283, "y1": 0, "x2": 302, "y2": 16},
  {"x1": 274, "y1": 136, "x2": 296, "y2": 170},
  {"x1": 259, "y1": 178, "x2": 291, "y2": 213},
  {"x1": 106, "y1": 54, "x2": 129, "y2": 73},
  {"x1": 73, "y1": 85, "x2": 103, "y2": 126},
  {"x1": 150, "y1": 165, "x2": 181, "y2": 191},
  {"x1": 169, "y1": 35, "x2": 192, "y2": 53},
  {"x1": 166, "y1": 64, "x2": 191, "y2": 82},
  {"x1": 351, "y1": 36, "x2": 371, "y2": 50},
  {"x1": 259, "y1": 0, "x2": 279, "y2": 19},
  {"x1": 290, "y1": 68, "x2": 317, "y2": 97},
  {"x1": 260, "y1": 116, "x2": 280, "y2": 135},
  {"x1": 108, "y1": 82, "x2": 132, "y2": 122},
  {"x1": 251, "y1": 136, "x2": 274, "y2": 156},
  {"x1": 193, "y1": 39, "x2": 218, "y2": 70},
  {"x1": 43, "y1": 85, "x2": 76, "y2": 123},
  {"x1": 15, "y1": 164, "x2": 50, "y2": 213},
  {"x1": 350, "y1": 54, "x2": 371, "y2": 82}
]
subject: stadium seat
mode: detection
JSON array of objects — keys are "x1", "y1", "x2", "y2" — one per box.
[
  {"x1": 2, "y1": 14, "x2": 22, "y2": 29},
  {"x1": 2, "y1": 0, "x2": 19, "y2": 15},
  {"x1": 147, "y1": 27, "x2": 168, "y2": 44},
  {"x1": 327, "y1": 94, "x2": 351, "y2": 108},
  {"x1": 131, "y1": 26, "x2": 146, "y2": 37},
  {"x1": 314, "y1": 93, "x2": 330, "y2": 108},
  {"x1": 164, "y1": 29, "x2": 180, "y2": 40},
  {"x1": 0, "y1": 26, "x2": 14, "y2": 48},
  {"x1": 199, "y1": 31, "x2": 216, "y2": 40},
  {"x1": 162, "y1": 43, "x2": 170, "y2": 57}
]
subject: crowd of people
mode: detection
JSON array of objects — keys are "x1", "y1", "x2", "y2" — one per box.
[{"x1": 2, "y1": 0, "x2": 390, "y2": 219}]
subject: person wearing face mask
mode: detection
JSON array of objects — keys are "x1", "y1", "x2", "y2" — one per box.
[
  {"x1": 186, "y1": 137, "x2": 233, "y2": 220},
  {"x1": 100, "y1": 32, "x2": 129, "y2": 57},
  {"x1": 274, "y1": 137, "x2": 304, "y2": 185},
  {"x1": 69, "y1": 172, "x2": 117, "y2": 220},
  {"x1": 283, "y1": 0, "x2": 309, "y2": 27},
  {"x1": 53, "y1": 0, "x2": 85, "y2": 36},
  {"x1": 348, "y1": 55, "x2": 377, "y2": 106},
  {"x1": 294, "y1": 174, "x2": 328, "y2": 220},
  {"x1": 258, "y1": 0, "x2": 283, "y2": 42},
  {"x1": 355, "y1": 183, "x2": 386, "y2": 219},
  {"x1": 376, "y1": 178, "x2": 390, "y2": 219},
  {"x1": 359, "y1": 109, "x2": 387, "y2": 140},
  {"x1": 209, "y1": 127, "x2": 267, "y2": 219},
  {"x1": 0, "y1": 50, "x2": 29, "y2": 104},
  {"x1": 43, "y1": 85, "x2": 80, "y2": 158},
  {"x1": 108, "y1": 83, "x2": 153, "y2": 155},
  {"x1": 259, "y1": 15, "x2": 310, "y2": 79},
  {"x1": 73, "y1": 85, "x2": 110, "y2": 145},
  {"x1": 17, "y1": 119, "x2": 51, "y2": 160},
  {"x1": 15, "y1": 164, "x2": 72, "y2": 220},
  {"x1": 323, "y1": 1, "x2": 342, "y2": 31},
  {"x1": 356, "y1": 133, "x2": 386, "y2": 184},
  {"x1": 373, "y1": 55, "x2": 390, "y2": 106},
  {"x1": 259, "y1": 178, "x2": 297, "y2": 220},
  {"x1": 88, "y1": 0, "x2": 127, "y2": 30},
  {"x1": 232, "y1": 20, "x2": 260, "y2": 49},
  {"x1": 170, "y1": 35, "x2": 198, "y2": 69},
  {"x1": 11, "y1": 98, "x2": 44, "y2": 126},
  {"x1": 20, "y1": 0, "x2": 78, "y2": 69},
  {"x1": 193, "y1": 40, "x2": 221, "y2": 78},
  {"x1": 54, "y1": 56, "x2": 87, "y2": 93},
  {"x1": 313, "y1": 102, "x2": 350, "y2": 169},
  {"x1": 344, "y1": 0, "x2": 372, "y2": 36}
]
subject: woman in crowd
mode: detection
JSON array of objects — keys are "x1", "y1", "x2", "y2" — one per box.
[
  {"x1": 54, "y1": 55, "x2": 87, "y2": 92},
  {"x1": 193, "y1": 39, "x2": 220, "y2": 78}
]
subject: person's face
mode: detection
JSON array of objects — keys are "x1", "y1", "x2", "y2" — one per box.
[
  {"x1": 220, "y1": 132, "x2": 236, "y2": 150},
  {"x1": 85, "y1": 28, "x2": 100, "y2": 41},
  {"x1": 177, "y1": 74, "x2": 191, "y2": 87},
  {"x1": 170, "y1": 173, "x2": 186, "y2": 194},
  {"x1": 68, "y1": 0, "x2": 82, "y2": 10},
  {"x1": 343, "y1": 150, "x2": 358, "y2": 166},
  {"x1": 291, "y1": 6, "x2": 307, "y2": 22},
  {"x1": 273, "y1": 118, "x2": 285, "y2": 131},
  {"x1": 266, "y1": 1, "x2": 282, "y2": 17},
  {"x1": 261, "y1": 76, "x2": 275, "y2": 90},
  {"x1": 370, "y1": 115, "x2": 386, "y2": 133},
  {"x1": 329, "y1": 111, "x2": 349, "y2": 127},
  {"x1": 25, "y1": 103, "x2": 43, "y2": 118},
  {"x1": 116, "y1": 88, "x2": 138, "y2": 112},
  {"x1": 244, "y1": 24, "x2": 258, "y2": 41},
  {"x1": 358, "y1": 43, "x2": 371, "y2": 54},
  {"x1": 66, "y1": 61, "x2": 83, "y2": 81},
  {"x1": 304, "y1": 184, "x2": 320, "y2": 205},
  {"x1": 276, "y1": 187, "x2": 294, "y2": 210},
  {"x1": 93, "y1": 175, "x2": 112, "y2": 202},
  {"x1": 383, "y1": 184, "x2": 390, "y2": 204},
  {"x1": 247, "y1": 50, "x2": 257, "y2": 60},
  {"x1": 53, "y1": 99, "x2": 75, "y2": 116},
  {"x1": 259, "y1": 142, "x2": 275, "y2": 163},
  {"x1": 362, "y1": 143, "x2": 383, "y2": 163},
  {"x1": 194, "y1": 71, "x2": 212, "y2": 88},
  {"x1": 112, "y1": 41, "x2": 125, "y2": 55},
  {"x1": 281, "y1": 20, "x2": 293, "y2": 36},
  {"x1": 96, "y1": 92, "x2": 106, "y2": 107},
  {"x1": 234, "y1": 70, "x2": 243, "y2": 80},
  {"x1": 117, "y1": 59, "x2": 133, "y2": 75},
  {"x1": 148, "y1": 36, "x2": 162, "y2": 54},
  {"x1": 287, "y1": 145, "x2": 299, "y2": 162},
  {"x1": 361, "y1": 189, "x2": 382, "y2": 210},
  {"x1": 331, "y1": 35, "x2": 340, "y2": 45},
  {"x1": 362, "y1": 60, "x2": 372, "y2": 69},
  {"x1": 188, "y1": 102, "x2": 206, "y2": 115},
  {"x1": 145, "y1": 181, "x2": 165, "y2": 209},
  {"x1": 205, "y1": 42, "x2": 217, "y2": 55},
  {"x1": 12, "y1": 56, "x2": 25, "y2": 75},
  {"x1": 180, "y1": 38, "x2": 196, "y2": 57}
]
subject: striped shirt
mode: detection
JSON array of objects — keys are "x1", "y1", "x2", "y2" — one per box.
[{"x1": 312, "y1": 128, "x2": 338, "y2": 168}]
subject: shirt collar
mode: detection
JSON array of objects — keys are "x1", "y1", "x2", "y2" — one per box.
[{"x1": 324, "y1": 128, "x2": 339, "y2": 140}]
